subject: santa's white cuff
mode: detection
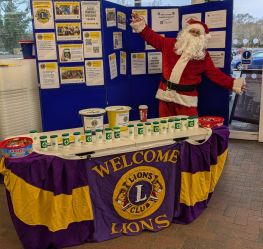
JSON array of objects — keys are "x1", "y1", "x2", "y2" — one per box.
[
  {"x1": 233, "y1": 78, "x2": 245, "y2": 94},
  {"x1": 130, "y1": 19, "x2": 146, "y2": 33}
]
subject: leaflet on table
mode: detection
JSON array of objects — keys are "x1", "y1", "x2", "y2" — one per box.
[
  {"x1": 182, "y1": 13, "x2": 201, "y2": 28},
  {"x1": 151, "y1": 9, "x2": 179, "y2": 32},
  {"x1": 85, "y1": 60, "x2": 104, "y2": 86},
  {"x1": 58, "y1": 44, "x2": 84, "y2": 63},
  {"x1": 208, "y1": 51, "x2": 225, "y2": 68},
  {"x1": 56, "y1": 23, "x2": 81, "y2": 41},
  {"x1": 205, "y1": 10, "x2": 227, "y2": 29},
  {"x1": 81, "y1": 1, "x2": 101, "y2": 29},
  {"x1": 207, "y1": 31, "x2": 226, "y2": 49},
  {"x1": 35, "y1": 33, "x2": 57, "y2": 61},
  {"x1": 106, "y1": 8, "x2": 116, "y2": 27},
  {"x1": 83, "y1": 31, "x2": 102, "y2": 58},
  {"x1": 54, "y1": 1, "x2": 80, "y2": 20},
  {"x1": 113, "y1": 32, "x2": 123, "y2": 50},
  {"x1": 120, "y1": 51, "x2": 127, "y2": 75},
  {"x1": 145, "y1": 34, "x2": 165, "y2": 50},
  {"x1": 38, "y1": 62, "x2": 59, "y2": 89},
  {"x1": 131, "y1": 9, "x2": 148, "y2": 32},
  {"x1": 108, "y1": 53, "x2": 118, "y2": 79},
  {"x1": 60, "y1": 66, "x2": 85, "y2": 84},
  {"x1": 148, "y1": 52, "x2": 162, "y2": 74},
  {"x1": 117, "y1": 11, "x2": 126, "y2": 30},
  {"x1": 131, "y1": 53, "x2": 146, "y2": 75},
  {"x1": 32, "y1": 0, "x2": 54, "y2": 29}
]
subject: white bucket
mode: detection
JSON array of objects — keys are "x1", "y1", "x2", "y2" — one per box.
[
  {"x1": 79, "y1": 108, "x2": 106, "y2": 132},
  {"x1": 105, "y1": 106, "x2": 131, "y2": 131}
]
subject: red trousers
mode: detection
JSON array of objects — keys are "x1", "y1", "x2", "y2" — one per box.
[{"x1": 159, "y1": 100, "x2": 198, "y2": 117}]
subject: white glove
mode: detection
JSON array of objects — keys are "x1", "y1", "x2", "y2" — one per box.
[
  {"x1": 130, "y1": 14, "x2": 146, "y2": 33},
  {"x1": 233, "y1": 78, "x2": 246, "y2": 95}
]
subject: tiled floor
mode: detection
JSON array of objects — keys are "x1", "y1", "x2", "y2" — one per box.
[{"x1": 1, "y1": 139, "x2": 263, "y2": 249}]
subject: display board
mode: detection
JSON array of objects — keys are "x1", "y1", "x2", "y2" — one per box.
[{"x1": 31, "y1": 0, "x2": 233, "y2": 131}]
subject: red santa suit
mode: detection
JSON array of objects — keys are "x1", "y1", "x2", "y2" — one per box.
[{"x1": 131, "y1": 19, "x2": 244, "y2": 117}]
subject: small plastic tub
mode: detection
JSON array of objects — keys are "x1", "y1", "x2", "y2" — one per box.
[
  {"x1": 105, "y1": 106, "x2": 131, "y2": 131},
  {"x1": 0, "y1": 137, "x2": 33, "y2": 158},
  {"x1": 19, "y1": 40, "x2": 35, "y2": 59},
  {"x1": 79, "y1": 108, "x2": 106, "y2": 132},
  {"x1": 198, "y1": 116, "x2": 224, "y2": 128}
]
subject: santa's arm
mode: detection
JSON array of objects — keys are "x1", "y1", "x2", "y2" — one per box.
[
  {"x1": 204, "y1": 53, "x2": 246, "y2": 94},
  {"x1": 130, "y1": 15, "x2": 166, "y2": 51}
]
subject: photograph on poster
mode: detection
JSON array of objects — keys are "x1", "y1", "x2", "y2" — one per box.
[
  {"x1": 113, "y1": 32, "x2": 123, "y2": 49},
  {"x1": 83, "y1": 31, "x2": 102, "y2": 58},
  {"x1": 32, "y1": 0, "x2": 54, "y2": 29},
  {"x1": 131, "y1": 53, "x2": 146, "y2": 75},
  {"x1": 56, "y1": 23, "x2": 81, "y2": 41},
  {"x1": 108, "y1": 53, "x2": 118, "y2": 79},
  {"x1": 55, "y1": 1, "x2": 80, "y2": 20},
  {"x1": 81, "y1": 1, "x2": 101, "y2": 29},
  {"x1": 35, "y1": 33, "x2": 57, "y2": 61},
  {"x1": 182, "y1": 13, "x2": 201, "y2": 28},
  {"x1": 38, "y1": 62, "x2": 60, "y2": 89},
  {"x1": 106, "y1": 8, "x2": 116, "y2": 27},
  {"x1": 85, "y1": 60, "x2": 104, "y2": 86},
  {"x1": 207, "y1": 31, "x2": 226, "y2": 48},
  {"x1": 120, "y1": 51, "x2": 126, "y2": 75},
  {"x1": 58, "y1": 44, "x2": 84, "y2": 63},
  {"x1": 60, "y1": 66, "x2": 85, "y2": 84},
  {"x1": 151, "y1": 9, "x2": 179, "y2": 32},
  {"x1": 208, "y1": 51, "x2": 225, "y2": 68},
  {"x1": 117, "y1": 11, "x2": 126, "y2": 30},
  {"x1": 205, "y1": 10, "x2": 227, "y2": 29},
  {"x1": 148, "y1": 52, "x2": 162, "y2": 74}
]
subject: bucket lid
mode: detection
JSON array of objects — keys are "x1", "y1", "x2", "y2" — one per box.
[
  {"x1": 105, "y1": 106, "x2": 131, "y2": 112},
  {"x1": 0, "y1": 137, "x2": 33, "y2": 149},
  {"x1": 79, "y1": 108, "x2": 106, "y2": 115},
  {"x1": 139, "y1": 105, "x2": 148, "y2": 109}
]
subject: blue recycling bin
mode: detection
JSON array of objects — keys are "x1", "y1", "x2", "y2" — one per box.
[{"x1": 19, "y1": 40, "x2": 35, "y2": 59}]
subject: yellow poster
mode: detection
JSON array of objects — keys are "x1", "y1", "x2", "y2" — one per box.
[
  {"x1": 39, "y1": 62, "x2": 59, "y2": 89},
  {"x1": 60, "y1": 66, "x2": 85, "y2": 84},
  {"x1": 55, "y1": 1, "x2": 80, "y2": 20},
  {"x1": 58, "y1": 44, "x2": 84, "y2": 63},
  {"x1": 35, "y1": 33, "x2": 57, "y2": 60},
  {"x1": 56, "y1": 22, "x2": 81, "y2": 41},
  {"x1": 85, "y1": 60, "x2": 104, "y2": 86}
]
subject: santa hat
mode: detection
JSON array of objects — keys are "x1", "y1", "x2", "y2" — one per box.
[{"x1": 186, "y1": 19, "x2": 211, "y2": 38}]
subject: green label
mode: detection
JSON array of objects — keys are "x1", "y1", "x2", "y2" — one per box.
[
  {"x1": 86, "y1": 135, "x2": 92, "y2": 142},
  {"x1": 138, "y1": 127, "x2": 144, "y2": 135},
  {"x1": 63, "y1": 138, "x2": 70, "y2": 146},
  {"x1": 175, "y1": 123, "x2": 181, "y2": 129},
  {"x1": 153, "y1": 126, "x2": 159, "y2": 132},
  {"x1": 188, "y1": 120, "x2": 194, "y2": 127},
  {"x1": 114, "y1": 131, "x2": 120, "y2": 139},
  {"x1": 106, "y1": 132, "x2": 112, "y2": 140},
  {"x1": 40, "y1": 140, "x2": 47, "y2": 148}
]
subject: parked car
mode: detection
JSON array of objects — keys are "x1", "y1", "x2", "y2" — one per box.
[{"x1": 231, "y1": 51, "x2": 263, "y2": 70}]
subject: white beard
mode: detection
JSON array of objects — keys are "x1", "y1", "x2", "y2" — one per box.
[{"x1": 175, "y1": 28, "x2": 208, "y2": 60}]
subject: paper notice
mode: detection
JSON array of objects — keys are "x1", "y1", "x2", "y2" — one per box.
[
  {"x1": 131, "y1": 53, "x2": 146, "y2": 75},
  {"x1": 85, "y1": 60, "x2": 104, "y2": 86},
  {"x1": 81, "y1": 1, "x2": 101, "y2": 29},
  {"x1": 35, "y1": 33, "x2": 57, "y2": 61},
  {"x1": 109, "y1": 53, "x2": 118, "y2": 79},
  {"x1": 38, "y1": 62, "x2": 59, "y2": 89},
  {"x1": 148, "y1": 52, "x2": 162, "y2": 74}
]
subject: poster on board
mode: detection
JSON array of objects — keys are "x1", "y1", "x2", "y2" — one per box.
[
  {"x1": 58, "y1": 44, "x2": 84, "y2": 63},
  {"x1": 35, "y1": 33, "x2": 57, "y2": 61},
  {"x1": 56, "y1": 22, "x2": 81, "y2": 41},
  {"x1": 54, "y1": 1, "x2": 80, "y2": 20},
  {"x1": 85, "y1": 60, "x2": 104, "y2": 86},
  {"x1": 83, "y1": 31, "x2": 102, "y2": 58},
  {"x1": 81, "y1": 1, "x2": 101, "y2": 29},
  {"x1": 60, "y1": 66, "x2": 85, "y2": 84},
  {"x1": 38, "y1": 62, "x2": 59, "y2": 89}
]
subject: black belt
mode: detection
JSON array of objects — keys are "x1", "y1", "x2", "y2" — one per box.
[{"x1": 161, "y1": 77, "x2": 197, "y2": 92}]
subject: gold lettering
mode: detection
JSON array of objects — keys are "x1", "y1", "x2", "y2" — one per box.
[
  {"x1": 139, "y1": 219, "x2": 154, "y2": 230},
  {"x1": 121, "y1": 154, "x2": 133, "y2": 168},
  {"x1": 144, "y1": 150, "x2": 156, "y2": 163},
  {"x1": 132, "y1": 151, "x2": 143, "y2": 164},
  {"x1": 91, "y1": 163, "x2": 110, "y2": 177},
  {"x1": 127, "y1": 222, "x2": 140, "y2": 233},
  {"x1": 154, "y1": 214, "x2": 170, "y2": 228},
  {"x1": 168, "y1": 150, "x2": 180, "y2": 163},
  {"x1": 110, "y1": 156, "x2": 123, "y2": 172},
  {"x1": 111, "y1": 223, "x2": 122, "y2": 234},
  {"x1": 156, "y1": 150, "x2": 170, "y2": 162}
]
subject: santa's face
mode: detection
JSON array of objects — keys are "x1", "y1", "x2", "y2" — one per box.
[{"x1": 175, "y1": 27, "x2": 208, "y2": 60}]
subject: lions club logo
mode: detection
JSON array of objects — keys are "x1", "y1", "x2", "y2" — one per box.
[
  {"x1": 35, "y1": 9, "x2": 51, "y2": 24},
  {"x1": 113, "y1": 166, "x2": 165, "y2": 220}
]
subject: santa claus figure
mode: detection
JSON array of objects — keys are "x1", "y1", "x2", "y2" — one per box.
[{"x1": 130, "y1": 14, "x2": 246, "y2": 117}]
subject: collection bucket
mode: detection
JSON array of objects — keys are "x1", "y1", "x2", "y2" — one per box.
[
  {"x1": 79, "y1": 108, "x2": 106, "y2": 132},
  {"x1": 105, "y1": 106, "x2": 131, "y2": 131}
]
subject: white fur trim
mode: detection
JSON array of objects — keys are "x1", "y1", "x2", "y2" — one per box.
[
  {"x1": 169, "y1": 54, "x2": 189, "y2": 83},
  {"x1": 130, "y1": 19, "x2": 146, "y2": 33},
  {"x1": 155, "y1": 88, "x2": 198, "y2": 107},
  {"x1": 233, "y1": 78, "x2": 245, "y2": 94},
  {"x1": 187, "y1": 23, "x2": 205, "y2": 34}
]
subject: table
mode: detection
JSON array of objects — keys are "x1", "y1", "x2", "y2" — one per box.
[{"x1": 0, "y1": 126, "x2": 229, "y2": 249}]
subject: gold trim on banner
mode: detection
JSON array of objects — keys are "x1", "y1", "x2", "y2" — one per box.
[
  {"x1": 180, "y1": 149, "x2": 228, "y2": 207},
  {"x1": 0, "y1": 158, "x2": 94, "y2": 232}
]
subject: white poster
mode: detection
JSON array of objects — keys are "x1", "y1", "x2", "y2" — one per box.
[
  {"x1": 60, "y1": 66, "x2": 85, "y2": 84},
  {"x1": 56, "y1": 22, "x2": 81, "y2": 41},
  {"x1": 120, "y1": 51, "x2": 127, "y2": 75},
  {"x1": 148, "y1": 52, "x2": 162, "y2": 74},
  {"x1": 145, "y1": 34, "x2": 165, "y2": 50},
  {"x1": 35, "y1": 33, "x2": 57, "y2": 61},
  {"x1": 58, "y1": 44, "x2": 84, "y2": 63},
  {"x1": 182, "y1": 13, "x2": 202, "y2": 28},
  {"x1": 85, "y1": 60, "x2": 104, "y2": 86},
  {"x1": 151, "y1": 9, "x2": 179, "y2": 32},
  {"x1": 207, "y1": 31, "x2": 226, "y2": 48},
  {"x1": 83, "y1": 31, "x2": 102, "y2": 58},
  {"x1": 131, "y1": 53, "x2": 146, "y2": 75},
  {"x1": 81, "y1": 1, "x2": 101, "y2": 29},
  {"x1": 54, "y1": 1, "x2": 80, "y2": 20},
  {"x1": 108, "y1": 53, "x2": 118, "y2": 79},
  {"x1": 208, "y1": 51, "x2": 225, "y2": 68},
  {"x1": 117, "y1": 11, "x2": 126, "y2": 30},
  {"x1": 113, "y1": 32, "x2": 123, "y2": 49},
  {"x1": 32, "y1": 0, "x2": 54, "y2": 29},
  {"x1": 106, "y1": 8, "x2": 116, "y2": 27},
  {"x1": 39, "y1": 62, "x2": 59, "y2": 89},
  {"x1": 205, "y1": 10, "x2": 227, "y2": 29}
]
